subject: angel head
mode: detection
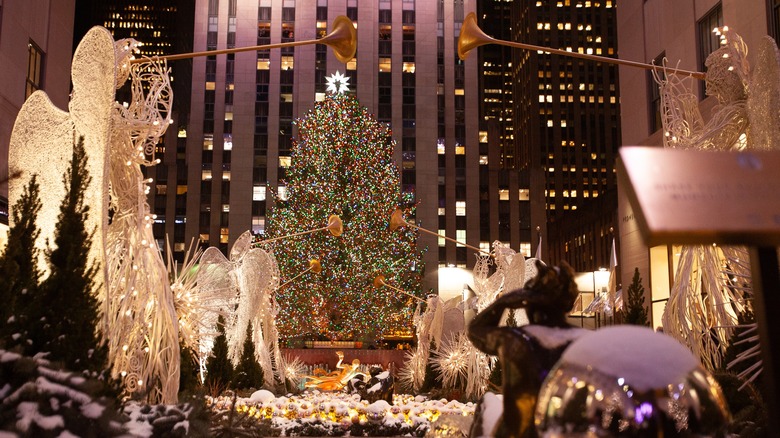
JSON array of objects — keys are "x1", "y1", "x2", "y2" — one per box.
[
  {"x1": 704, "y1": 27, "x2": 749, "y2": 104},
  {"x1": 517, "y1": 260, "x2": 579, "y2": 325}
]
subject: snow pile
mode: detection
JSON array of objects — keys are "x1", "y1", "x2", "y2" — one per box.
[{"x1": 0, "y1": 349, "x2": 126, "y2": 436}]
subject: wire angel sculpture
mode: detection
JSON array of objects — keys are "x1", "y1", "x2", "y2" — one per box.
[
  {"x1": 197, "y1": 230, "x2": 284, "y2": 388},
  {"x1": 8, "y1": 26, "x2": 184, "y2": 403},
  {"x1": 653, "y1": 28, "x2": 780, "y2": 379},
  {"x1": 399, "y1": 294, "x2": 461, "y2": 392},
  {"x1": 473, "y1": 240, "x2": 545, "y2": 323}
]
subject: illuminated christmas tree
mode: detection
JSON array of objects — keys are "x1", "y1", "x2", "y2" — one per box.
[{"x1": 264, "y1": 74, "x2": 424, "y2": 342}]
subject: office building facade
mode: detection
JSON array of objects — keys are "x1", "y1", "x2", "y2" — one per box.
[
  {"x1": 510, "y1": 0, "x2": 621, "y2": 273},
  {"x1": 181, "y1": 0, "x2": 479, "y2": 293}
]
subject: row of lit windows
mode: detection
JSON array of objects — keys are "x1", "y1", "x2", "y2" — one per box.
[
  {"x1": 540, "y1": 95, "x2": 615, "y2": 105},
  {"x1": 539, "y1": 83, "x2": 616, "y2": 92},
  {"x1": 546, "y1": 167, "x2": 610, "y2": 173},
  {"x1": 546, "y1": 189, "x2": 601, "y2": 198},
  {"x1": 537, "y1": 0, "x2": 613, "y2": 7},
  {"x1": 438, "y1": 229, "x2": 467, "y2": 247}
]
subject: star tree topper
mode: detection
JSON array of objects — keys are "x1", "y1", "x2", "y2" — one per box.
[{"x1": 325, "y1": 71, "x2": 350, "y2": 94}]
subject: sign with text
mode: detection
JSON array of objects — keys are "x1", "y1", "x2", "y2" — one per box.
[{"x1": 617, "y1": 147, "x2": 780, "y2": 246}]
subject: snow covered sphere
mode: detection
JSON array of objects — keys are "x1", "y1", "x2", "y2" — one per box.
[
  {"x1": 249, "y1": 389, "x2": 275, "y2": 404},
  {"x1": 534, "y1": 325, "x2": 730, "y2": 437}
]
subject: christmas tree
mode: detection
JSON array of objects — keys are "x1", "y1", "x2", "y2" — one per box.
[
  {"x1": 234, "y1": 323, "x2": 264, "y2": 390},
  {"x1": 206, "y1": 315, "x2": 234, "y2": 391},
  {"x1": 265, "y1": 80, "x2": 424, "y2": 341},
  {"x1": 0, "y1": 175, "x2": 42, "y2": 349},
  {"x1": 624, "y1": 267, "x2": 649, "y2": 326},
  {"x1": 30, "y1": 137, "x2": 106, "y2": 372}
]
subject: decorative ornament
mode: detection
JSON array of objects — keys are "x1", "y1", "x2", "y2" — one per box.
[
  {"x1": 536, "y1": 326, "x2": 731, "y2": 436},
  {"x1": 325, "y1": 70, "x2": 350, "y2": 94}
]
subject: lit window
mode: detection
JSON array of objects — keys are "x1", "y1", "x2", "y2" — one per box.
[
  {"x1": 454, "y1": 88, "x2": 465, "y2": 96},
  {"x1": 278, "y1": 186, "x2": 288, "y2": 201},
  {"x1": 223, "y1": 134, "x2": 233, "y2": 150},
  {"x1": 455, "y1": 145, "x2": 465, "y2": 155},
  {"x1": 519, "y1": 189, "x2": 529, "y2": 201},
  {"x1": 205, "y1": 81, "x2": 216, "y2": 90},
  {"x1": 279, "y1": 156, "x2": 291, "y2": 167},
  {"x1": 199, "y1": 233, "x2": 209, "y2": 243},
  {"x1": 379, "y1": 57, "x2": 391, "y2": 72},
  {"x1": 202, "y1": 170, "x2": 212, "y2": 180},
  {"x1": 456, "y1": 229, "x2": 466, "y2": 247},
  {"x1": 346, "y1": 58, "x2": 357, "y2": 70},
  {"x1": 253, "y1": 185, "x2": 266, "y2": 201},
  {"x1": 480, "y1": 241, "x2": 491, "y2": 253},
  {"x1": 437, "y1": 138, "x2": 445, "y2": 154},
  {"x1": 203, "y1": 135, "x2": 214, "y2": 150},
  {"x1": 178, "y1": 127, "x2": 187, "y2": 138},
  {"x1": 26, "y1": 40, "x2": 44, "y2": 98},
  {"x1": 281, "y1": 56, "x2": 294, "y2": 70},
  {"x1": 222, "y1": 171, "x2": 231, "y2": 181},
  {"x1": 455, "y1": 201, "x2": 466, "y2": 216},
  {"x1": 479, "y1": 131, "x2": 488, "y2": 143},
  {"x1": 257, "y1": 59, "x2": 270, "y2": 70},
  {"x1": 479, "y1": 155, "x2": 488, "y2": 165},
  {"x1": 156, "y1": 185, "x2": 167, "y2": 195},
  {"x1": 438, "y1": 207, "x2": 446, "y2": 216},
  {"x1": 177, "y1": 185, "x2": 187, "y2": 195},
  {"x1": 220, "y1": 228, "x2": 229, "y2": 244},
  {"x1": 224, "y1": 112, "x2": 233, "y2": 121},
  {"x1": 520, "y1": 242, "x2": 531, "y2": 258},
  {"x1": 252, "y1": 216, "x2": 265, "y2": 234},
  {"x1": 403, "y1": 62, "x2": 415, "y2": 73},
  {"x1": 499, "y1": 189, "x2": 509, "y2": 201},
  {"x1": 222, "y1": 204, "x2": 230, "y2": 212},
  {"x1": 438, "y1": 230, "x2": 446, "y2": 247}
]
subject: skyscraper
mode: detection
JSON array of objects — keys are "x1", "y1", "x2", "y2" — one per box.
[
  {"x1": 510, "y1": 0, "x2": 621, "y2": 272},
  {"x1": 184, "y1": 0, "x2": 479, "y2": 293},
  {"x1": 476, "y1": 0, "x2": 534, "y2": 259}
]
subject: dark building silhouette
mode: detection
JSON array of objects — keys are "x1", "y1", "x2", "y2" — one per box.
[{"x1": 507, "y1": 0, "x2": 620, "y2": 271}]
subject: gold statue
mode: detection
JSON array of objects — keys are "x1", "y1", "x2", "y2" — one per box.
[{"x1": 303, "y1": 351, "x2": 363, "y2": 391}]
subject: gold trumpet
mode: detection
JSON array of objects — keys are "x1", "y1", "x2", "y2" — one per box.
[
  {"x1": 132, "y1": 15, "x2": 356, "y2": 64},
  {"x1": 278, "y1": 259, "x2": 323, "y2": 289},
  {"x1": 390, "y1": 209, "x2": 491, "y2": 256},
  {"x1": 458, "y1": 12, "x2": 705, "y2": 80},
  {"x1": 373, "y1": 274, "x2": 425, "y2": 303},
  {"x1": 255, "y1": 214, "x2": 343, "y2": 246}
]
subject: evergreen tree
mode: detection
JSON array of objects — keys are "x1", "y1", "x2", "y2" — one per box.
[
  {"x1": 0, "y1": 175, "x2": 42, "y2": 348},
  {"x1": 31, "y1": 137, "x2": 106, "y2": 373},
  {"x1": 265, "y1": 89, "x2": 424, "y2": 341},
  {"x1": 234, "y1": 323, "x2": 264, "y2": 390},
  {"x1": 624, "y1": 267, "x2": 649, "y2": 326},
  {"x1": 206, "y1": 314, "x2": 234, "y2": 390}
]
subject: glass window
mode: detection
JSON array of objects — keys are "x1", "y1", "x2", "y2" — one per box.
[
  {"x1": 456, "y1": 229, "x2": 466, "y2": 247},
  {"x1": 648, "y1": 52, "x2": 665, "y2": 133},
  {"x1": 438, "y1": 230, "x2": 446, "y2": 247},
  {"x1": 253, "y1": 185, "x2": 266, "y2": 201},
  {"x1": 379, "y1": 57, "x2": 391, "y2": 72},
  {"x1": 26, "y1": 40, "x2": 44, "y2": 98},
  {"x1": 698, "y1": 4, "x2": 723, "y2": 72},
  {"x1": 455, "y1": 201, "x2": 466, "y2": 216}
]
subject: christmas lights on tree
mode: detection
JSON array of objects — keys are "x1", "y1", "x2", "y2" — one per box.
[{"x1": 264, "y1": 84, "x2": 424, "y2": 342}]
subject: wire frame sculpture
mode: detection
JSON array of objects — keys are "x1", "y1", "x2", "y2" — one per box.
[
  {"x1": 197, "y1": 231, "x2": 284, "y2": 388},
  {"x1": 653, "y1": 28, "x2": 780, "y2": 378},
  {"x1": 102, "y1": 39, "x2": 181, "y2": 403}
]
